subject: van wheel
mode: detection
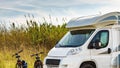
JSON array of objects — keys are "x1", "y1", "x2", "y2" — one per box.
[{"x1": 80, "y1": 63, "x2": 95, "y2": 68}]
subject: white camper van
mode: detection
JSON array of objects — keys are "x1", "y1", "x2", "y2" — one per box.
[{"x1": 44, "y1": 12, "x2": 120, "y2": 68}]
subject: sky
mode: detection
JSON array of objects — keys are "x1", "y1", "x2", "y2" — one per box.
[{"x1": 0, "y1": 0, "x2": 120, "y2": 26}]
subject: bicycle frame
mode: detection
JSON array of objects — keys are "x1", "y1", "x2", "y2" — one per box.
[
  {"x1": 31, "y1": 52, "x2": 43, "y2": 68},
  {"x1": 12, "y1": 50, "x2": 27, "y2": 68}
]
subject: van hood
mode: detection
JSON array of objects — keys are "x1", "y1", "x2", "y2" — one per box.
[{"x1": 48, "y1": 47, "x2": 72, "y2": 57}]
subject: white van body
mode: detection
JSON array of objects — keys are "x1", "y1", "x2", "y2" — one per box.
[{"x1": 44, "y1": 12, "x2": 120, "y2": 68}]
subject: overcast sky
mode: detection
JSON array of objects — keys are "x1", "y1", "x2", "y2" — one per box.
[{"x1": 0, "y1": 0, "x2": 120, "y2": 26}]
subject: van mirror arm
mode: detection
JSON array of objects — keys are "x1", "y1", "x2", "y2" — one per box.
[{"x1": 94, "y1": 40, "x2": 101, "y2": 49}]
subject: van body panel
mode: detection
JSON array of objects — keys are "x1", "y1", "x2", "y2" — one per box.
[
  {"x1": 47, "y1": 47, "x2": 72, "y2": 57},
  {"x1": 44, "y1": 12, "x2": 120, "y2": 68}
]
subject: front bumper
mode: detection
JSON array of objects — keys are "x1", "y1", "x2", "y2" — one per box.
[{"x1": 43, "y1": 56, "x2": 81, "y2": 68}]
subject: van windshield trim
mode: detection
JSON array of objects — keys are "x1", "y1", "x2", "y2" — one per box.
[{"x1": 56, "y1": 29, "x2": 95, "y2": 48}]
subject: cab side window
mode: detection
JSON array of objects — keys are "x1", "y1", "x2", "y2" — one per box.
[{"x1": 88, "y1": 30, "x2": 109, "y2": 49}]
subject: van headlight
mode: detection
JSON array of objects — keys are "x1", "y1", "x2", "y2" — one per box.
[{"x1": 67, "y1": 48, "x2": 81, "y2": 55}]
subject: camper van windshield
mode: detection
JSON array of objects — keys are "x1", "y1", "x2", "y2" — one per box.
[{"x1": 56, "y1": 29, "x2": 95, "y2": 47}]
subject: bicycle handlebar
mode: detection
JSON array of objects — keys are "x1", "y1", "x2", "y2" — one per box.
[
  {"x1": 17, "y1": 49, "x2": 23, "y2": 54},
  {"x1": 31, "y1": 52, "x2": 44, "y2": 57},
  {"x1": 12, "y1": 49, "x2": 23, "y2": 57}
]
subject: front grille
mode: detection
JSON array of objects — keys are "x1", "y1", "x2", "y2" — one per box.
[{"x1": 46, "y1": 59, "x2": 60, "y2": 65}]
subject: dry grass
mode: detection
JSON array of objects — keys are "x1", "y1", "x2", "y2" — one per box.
[{"x1": 0, "y1": 16, "x2": 68, "y2": 68}]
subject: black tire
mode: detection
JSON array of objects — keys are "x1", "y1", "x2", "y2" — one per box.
[
  {"x1": 16, "y1": 64, "x2": 22, "y2": 68},
  {"x1": 34, "y1": 60, "x2": 43, "y2": 68},
  {"x1": 81, "y1": 63, "x2": 95, "y2": 68},
  {"x1": 35, "y1": 65, "x2": 42, "y2": 68}
]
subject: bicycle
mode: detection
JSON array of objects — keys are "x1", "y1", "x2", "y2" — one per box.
[
  {"x1": 12, "y1": 50, "x2": 27, "y2": 68},
  {"x1": 31, "y1": 52, "x2": 44, "y2": 68}
]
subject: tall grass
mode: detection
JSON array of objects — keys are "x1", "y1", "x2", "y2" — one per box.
[{"x1": 0, "y1": 16, "x2": 68, "y2": 68}]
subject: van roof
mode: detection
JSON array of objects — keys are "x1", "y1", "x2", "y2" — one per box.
[{"x1": 66, "y1": 12, "x2": 120, "y2": 29}]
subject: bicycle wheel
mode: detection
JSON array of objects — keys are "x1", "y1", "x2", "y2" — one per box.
[
  {"x1": 35, "y1": 65, "x2": 42, "y2": 68},
  {"x1": 16, "y1": 63, "x2": 22, "y2": 68},
  {"x1": 34, "y1": 60, "x2": 43, "y2": 68}
]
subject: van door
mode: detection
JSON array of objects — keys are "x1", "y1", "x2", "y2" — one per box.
[
  {"x1": 112, "y1": 29, "x2": 120, "y2": 68},
  {"x1": 88, "y1": 30, "x2": 111, "y2": 68}
]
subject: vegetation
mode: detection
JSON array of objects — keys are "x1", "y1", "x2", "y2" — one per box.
[{"x1": 0, "y1": 16, "x2": 68, "y2": 68}]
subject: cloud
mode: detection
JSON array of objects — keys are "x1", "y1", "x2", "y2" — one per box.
[
  {"x1": 99, "y1": 6, "x2": 120, "y2": 14},
  {"x1": 0, "y1": 0, "x2": 120, "y2": 26}
]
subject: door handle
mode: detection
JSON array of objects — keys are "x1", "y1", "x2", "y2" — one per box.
[{"x1": 108, "y1": 48, "x2": 111, "y2": 54}]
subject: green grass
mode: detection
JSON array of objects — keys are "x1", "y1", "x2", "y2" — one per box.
[{"x1": 0, "y1": 47, "x2": 46, "y2": 68}]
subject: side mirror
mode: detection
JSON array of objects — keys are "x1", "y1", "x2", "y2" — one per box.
[{"x1": 94, "y1": 40, "x2": 101, "y2": 49}]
